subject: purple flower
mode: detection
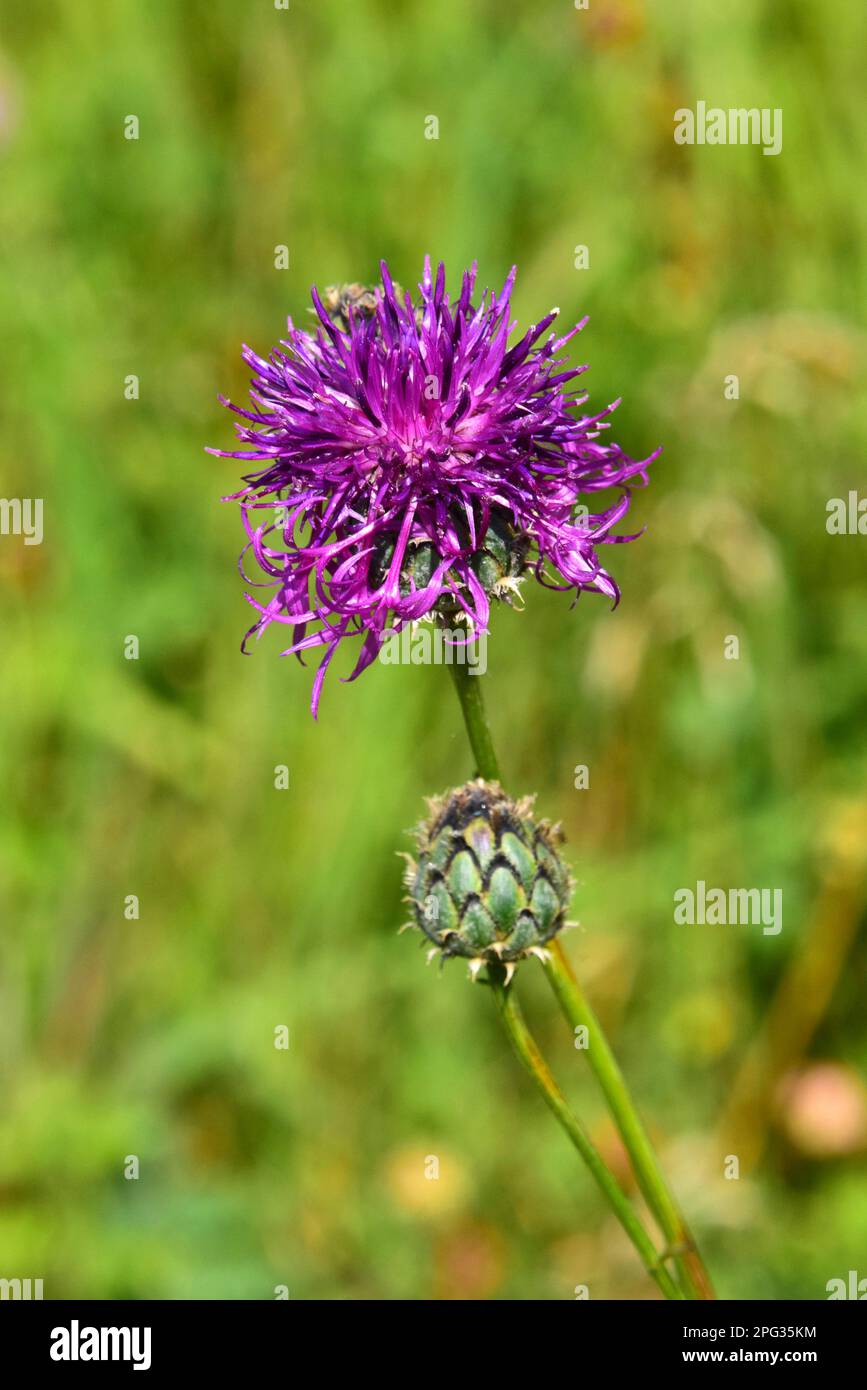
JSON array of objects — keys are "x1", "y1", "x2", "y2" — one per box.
[{"x1": 210, "y1": 259, "x2": 656, "y2": 716}]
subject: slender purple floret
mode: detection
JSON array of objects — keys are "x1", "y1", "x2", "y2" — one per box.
[{"x1": 210, "y1": 259, "x2": 657, "y2": 715}]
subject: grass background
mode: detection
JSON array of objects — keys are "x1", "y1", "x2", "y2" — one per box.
[{"x1": 1, "y1": 0, "x2": 866, "y2": 1299}]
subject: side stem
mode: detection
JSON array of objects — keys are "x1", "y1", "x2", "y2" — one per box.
[
  {"x1": 490, "y1": 970, "x2": 682, "y2": 1300},
  {"x1": 544, "y1": 939, "x2": 715, "y2": 1300}
]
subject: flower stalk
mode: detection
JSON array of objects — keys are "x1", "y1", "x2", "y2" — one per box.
[
  {"x1": 489, "y1": 964, "x2": 683, "y2": 1301},
  {"x1": 447, "y1": 660, "x2": 502, "y2": 783},
  {"x1": 447, "y1": 661, "x2": 715, "y2": 1300},
  {"x1": 544, "y1": 939, "x2": 715, "y2": 1300}
]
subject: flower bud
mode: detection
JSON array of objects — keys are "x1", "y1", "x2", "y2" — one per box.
[{"x1": 405, "y1": 779, "x2": 572, "y2": 979}]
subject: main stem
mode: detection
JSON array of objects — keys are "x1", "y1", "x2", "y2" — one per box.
[
  {"x1": 447, "y1": 659, "x2": 715, "y2": 1301},
  {"x1": 489, "y1": 969, "x2": 682, "y2": 1301},
  {"x1": 545, "y1": 940, "x2": 715, "y2": 1301},
  {"x1": 447, "y1": 661, "x2": 502, "y2": 782}
]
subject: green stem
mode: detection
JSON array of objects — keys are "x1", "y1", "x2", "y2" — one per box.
[
  {"x1": 446, "y1": 660, "x2": 714, "y2": 1300},
  {"x1": 490, "y1": 969, "x2": 682, "y2": 1301},
  {"x1": 447, "y1": 660, "x2": 502, "y2": 782},
  {"x1": 544, "y1": 939, "x2": 715, "y2": 1301}
]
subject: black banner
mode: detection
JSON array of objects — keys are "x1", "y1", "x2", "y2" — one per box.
[{"x1": 1, "y1": 1297, "x2": 863, "y2": 1375}]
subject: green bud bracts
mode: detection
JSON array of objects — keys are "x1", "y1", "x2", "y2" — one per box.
[
  {"x1": 405, "y1": 780, "x2": 573, "y2": 977},
  {"x1": 468, "y1": 511, "x2": 530, "y2": 599},
  {"x1": 370, "y1": 510, "x2": 530, "y2": 612}
]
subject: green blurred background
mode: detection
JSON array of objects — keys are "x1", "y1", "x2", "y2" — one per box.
[{"x1": 1, "y1": 0, "x2": 866, "y2": 1300}]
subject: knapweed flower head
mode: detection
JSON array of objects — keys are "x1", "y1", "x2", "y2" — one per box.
[
  {"x1": 211, "y1": 259, "x2": 656, "y2": 715},
  {"x1": 405, "y1": 779, "x2": 573, "y2": 981}
]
